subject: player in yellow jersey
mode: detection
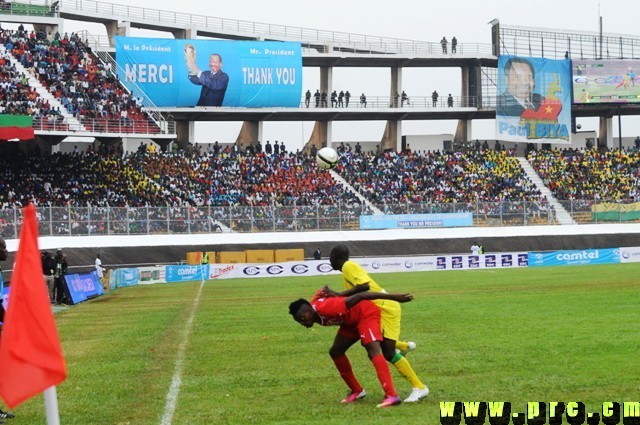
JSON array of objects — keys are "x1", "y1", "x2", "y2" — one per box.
[{"x1": 321, "y1": 243, "x2": 429, "y2": 403}]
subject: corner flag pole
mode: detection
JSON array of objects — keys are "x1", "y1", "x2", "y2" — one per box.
[{"x1": 44, "y1": 387, "x2": 60, "y2": 425}]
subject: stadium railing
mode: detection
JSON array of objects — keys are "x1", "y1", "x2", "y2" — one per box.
[
  {"x1": 33, "y1": 117, "x2": 175, "y2": 135},
  {"x1": 59, "y1": 0, "x2": 492, "y2": 55},
  {"x1": 1, "y1": 200, "x2": 638, "y2": 238},
  {"x1": 298, "y1": 95, "x2": 479, "y2": 109}
]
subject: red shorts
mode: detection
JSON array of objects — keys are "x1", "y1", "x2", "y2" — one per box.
[{"x1": 337, "y1": 302, "x2": 382, "y2": 346}]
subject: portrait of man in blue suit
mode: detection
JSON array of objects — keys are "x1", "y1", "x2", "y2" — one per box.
[{"x1": 185, "y1": 44, "x2": 229, "y2": 106}]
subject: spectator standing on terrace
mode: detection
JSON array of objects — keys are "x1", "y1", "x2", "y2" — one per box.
[
  {"x1": 338, "y1": 90, "x2": 344, "y2": 107},
  {"x1": 186, "y1": 49, "x2": 229, "y2": 107},
  {"x1": 441, "y1": 37, "x2": 448, "y2": 54},
  {"x1": 451, "y1": 36, "x2": 457, "y2": 53},
  {"x1": 447, "y1": 94, "x2": 454, "y2": 107},
  {"x1": 634, "y1": 136, "x2": 640, "y2": 150},
  {"x1": 305, "y1": 90, "x2": 311, "y2": 107},
  {"x1": 345, "y1": 90, "x2": 351, "y2": 107},
  {"x1": 0, "y1": 236, "x2": 16, "y2": 420},
  {"x1": 401, "y1": 91, "x2": 409, "y2": 107},
  {"x1": 321, "y1": 91, "x2": 328, "y2": 108},
  {"x1": 432, "y1": 90, "x2": 439, "y2": 107},
  {"x1": 331, "y1": 90, "x2": 337, "y2": 108},
  {"x1": 274, "y1": 140, "x2": 280, "y2": 155},
  {"x1": 360, "y1": 93, "x2": 367, "y2": 108},
  {"x1": 265, "y1": 140, "x2": 272, "y2": 154}
]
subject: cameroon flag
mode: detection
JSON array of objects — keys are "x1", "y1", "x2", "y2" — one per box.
[{"x1": 0, "y1": 115, "x2": 35, "y2": 141}]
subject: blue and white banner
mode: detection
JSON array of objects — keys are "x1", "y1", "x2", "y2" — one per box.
[
  {"x1": 360, "y1": 213, "x2": 473, "y2": 230},
  {"x1": 115, "y1": 37, "x2": 302, "y2": 107},
  {"x1": 527, "y1": 248, "x2": 620, "y2": 267},
  {"x1": 65, "y1": 271, "x2": 105, "y2": 305},
  {"x1": 620, "y1": 246, "x2": 640, "y2": 263},
  {"x1": 165, "y1": 265, "x2": 207, "y2": 283},
  {"x1": 435, "y1": 252, "x2": 528, "y2": 270},
  {"x1": 496, "y1": 56, "x2": 572, "y2": 144},
  {"x1": 113, "y1": 268, "x2": 140, "y2": 287}
]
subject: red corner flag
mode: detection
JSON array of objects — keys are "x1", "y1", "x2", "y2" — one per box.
[{"x1": 0, "y1": 204, "x2": 66, "y2": 408}]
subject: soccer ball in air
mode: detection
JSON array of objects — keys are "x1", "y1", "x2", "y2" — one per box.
[{"x1": 316, "y1": 147, "x2": 339, "y2": 170}]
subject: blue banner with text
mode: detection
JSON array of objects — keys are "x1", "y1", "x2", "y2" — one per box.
[
  {"x1": 527, "y1": 248, "x2": 620, "y2": 267},
  {"x1": 116, "y1": 37, "x2": 302, "y2": 107},
  {"x1": 360, "y1": 213, "x2": 473, "y2": 229}
]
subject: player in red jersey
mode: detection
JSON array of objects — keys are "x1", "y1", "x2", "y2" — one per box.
[{"x1": 289, "y1": 288, "x2": 413, "y2": 408}]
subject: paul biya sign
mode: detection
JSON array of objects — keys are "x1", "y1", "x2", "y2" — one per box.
[{"x1": 497, "y1": 121, "x2": 569, "y2": 139}]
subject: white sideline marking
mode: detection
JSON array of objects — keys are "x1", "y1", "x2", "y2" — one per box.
[{"x1": 160, "y1": 281, "x2": 205, "y2": 425}]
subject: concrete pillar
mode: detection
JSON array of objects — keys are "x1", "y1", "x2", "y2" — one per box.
[
  {"x1": 306, "y1": 121, "x2": 328, "y2": 149},
  {"x1": 175, "y1": 120, "x2": 195, "y2": 148},
  {"x1": 599, "y1": 117, "x2": 613, "y2": 148},
  {"x1": 172, "y1": 27, "x2": 198, "y2": 40},
  {"x1": 381, "y1": 120, "x2": 401, "y2": 151},
  {"x1": 390, "y1": 67, "x2": 402, "y2": 107},
  {"x1": 454, "y1": 120, "x2": 472, "y2": 144},
  {"x1": 105, "y1": 21, "x2": 130, "y2": 47},
  {"x1": 320, "y1": 66, "x2": 332, "y2": 95},
  {"x1": 235, "y1": 121, "x2": 263, "y2": 150}
]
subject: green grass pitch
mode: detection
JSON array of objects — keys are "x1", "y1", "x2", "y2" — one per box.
[{"x1": 11, "y1": 263, "x2": 640, "y2": 424}]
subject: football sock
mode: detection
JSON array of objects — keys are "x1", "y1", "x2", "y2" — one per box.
[
  {"x1": 332, "y1": 354, "x2": 362, "y2": 393},
  {"x1": 392, "y1": 354, "x2": 426, "y2": 390},
  {"x1": 395, "y1": 341, "x2": 409, "y2": 352},
  {"x1": 371, "y1": 353, "x2": 397, "y2": 397}
]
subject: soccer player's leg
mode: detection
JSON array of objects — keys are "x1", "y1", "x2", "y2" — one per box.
[
  {"x1": 330, "y1": 328, "x2": 365, "y2": 403},
  {"x1": 381, "y1": 310, "x2": 429, "y2": 402},
  {"x1": 357, "y1": 315, "x2": 401, "y2": 407}
]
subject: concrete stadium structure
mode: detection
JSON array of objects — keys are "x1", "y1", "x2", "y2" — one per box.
[{"x1": 4, "y1": 0, "x2": 640, "y2": 152}]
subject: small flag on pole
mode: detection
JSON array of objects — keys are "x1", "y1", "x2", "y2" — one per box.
[{"x1": 0, "y1": 204, "x2": 66, "y2": 409}]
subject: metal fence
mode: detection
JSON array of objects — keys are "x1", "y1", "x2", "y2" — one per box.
[{"x1": 1, "y1": 200, "x2": 637, "y2": 238}]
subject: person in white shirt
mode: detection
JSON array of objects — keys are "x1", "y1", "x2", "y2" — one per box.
[
  {"x1": 470, "y1": 242, "x2": 480, "y2": 256},
  {"x1": 95, "y1": 254, "x2": 107, "y2": 286}
]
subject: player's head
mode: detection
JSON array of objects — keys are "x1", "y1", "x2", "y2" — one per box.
[
  {"x1": 504, "y1": 58, "x2": 535, "y2": 100},
  {"x1": 0, "y1": 236, "x2": 7, "y2": 262},
  {"x1": 330, "y1": 243, "x2": 350, "y2": 271},
  {"x1": 209, "y1": 53, "x2": 222, "y2": 73},
  {"x1": 289, "y1": 299, "x2": 315, "y2": 328}
]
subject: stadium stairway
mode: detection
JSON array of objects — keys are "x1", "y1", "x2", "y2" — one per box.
[
  {"x1": 0, "y1": 45, "x2": 85, "y2": 132},
  {"x1": 329, "y1": 169, "x2": 384, "y2": 214},
  {"x1": 517, "y1": 157, "x2": 576, "y2": 225}
]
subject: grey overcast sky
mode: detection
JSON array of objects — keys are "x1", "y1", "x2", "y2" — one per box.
[{"x1": 32, "y1": 0, "x2": 640, "y2": 147}]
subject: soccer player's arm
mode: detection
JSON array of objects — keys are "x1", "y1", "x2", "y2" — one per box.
[
  {"x1": 321, "y1": 282, "x2": 370, "y2": 297},
  {"x1": 344, "y1": 292, "x2": 413, "y2": 308}
]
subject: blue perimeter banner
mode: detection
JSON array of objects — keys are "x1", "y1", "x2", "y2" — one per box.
[
  {"x1": 114, "y1": 268, "x2": 140, "y2": 287},
  {"x1": 165, "y1": 265, "x2": 207, "y2": 283},
  {"x1": 496, "y1": 56, "x2": 572, "y2": 144},
  {"x1": 528, "y1": 248, "x2": 620, "y2": 267},
  {"x1": 360, "y1": 213, "x2": 473, "y2": 230},
  {"x1": 65, "y1": 271, "x2": 105, "y2": 305},
  {"x1": 115, "y1": 37, "x2": 302, "y2": 107}
]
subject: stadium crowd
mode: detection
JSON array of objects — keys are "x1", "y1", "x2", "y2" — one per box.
[
  {"x1": 0, "y1": 28, "x2": 158, "y2": 133},
  {"x1": 3, "y1": 143, "x2": 640, "y2": 236},
  {"x1": 527, "y1": 147, "x2": 640, "y2": 201}
]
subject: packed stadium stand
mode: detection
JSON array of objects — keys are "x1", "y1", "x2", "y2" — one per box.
[
  {"x1": 0, "y1": 27, "x2": 161, "y2": 133},
  {"x1": 527, "y1": 148, "x2": 640, "y2": 201}
]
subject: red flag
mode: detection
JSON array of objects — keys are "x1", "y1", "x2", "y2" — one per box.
[{"x1": 0, "y1": 204, "x2": 66, "y2": 408}]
